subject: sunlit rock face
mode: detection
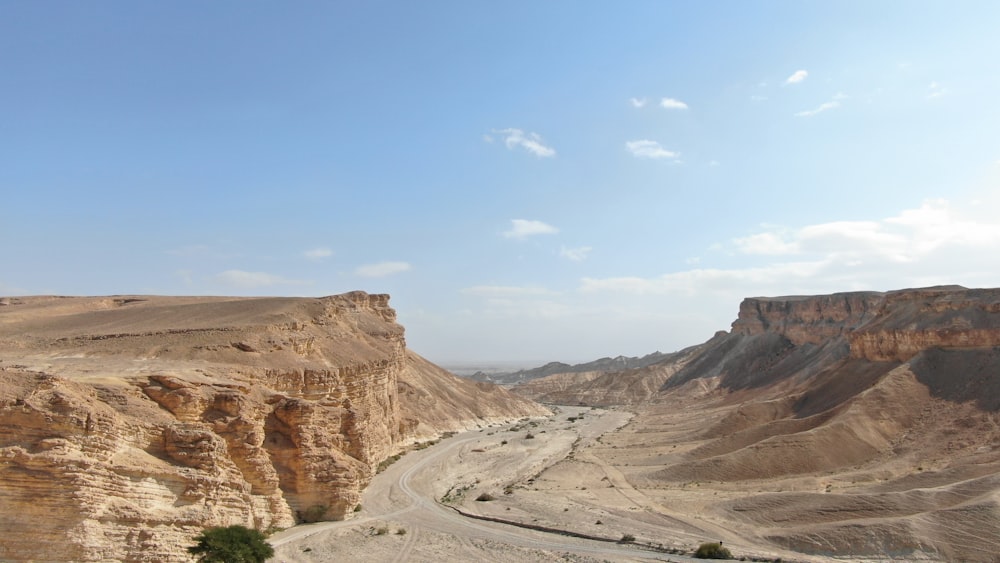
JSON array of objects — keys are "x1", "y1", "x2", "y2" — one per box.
[{"x1": 0, "y1": 292, "x2": 546, "y2": 562}]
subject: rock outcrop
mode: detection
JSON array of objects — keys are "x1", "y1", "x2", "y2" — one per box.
[
  {"x1": 544, "y1": 285, "x2": 1000, "y2": 561},
  {"x1": 0, "y1": 293, "x2": 546, "y2": 562}
]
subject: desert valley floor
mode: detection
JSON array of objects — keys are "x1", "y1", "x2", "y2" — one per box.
[{"x1": 272, "y1": 398, "x2": 998, "y2": 562}]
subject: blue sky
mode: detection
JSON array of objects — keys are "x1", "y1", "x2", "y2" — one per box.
[{"x1": 3, "y1": 2, "x2": 1000, "y2": 364}]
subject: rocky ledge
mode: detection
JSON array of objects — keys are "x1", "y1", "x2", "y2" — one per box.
[{"x1": 0, "y1": 293, "x2": 545, "y2": 562}]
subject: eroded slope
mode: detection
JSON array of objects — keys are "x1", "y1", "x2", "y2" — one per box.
[{"x1": 0, "y1": 293, "x2": 545, "y2": 562}]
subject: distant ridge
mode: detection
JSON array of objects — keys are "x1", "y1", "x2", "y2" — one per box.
[{"x1": 467, "y1": 351, "x2": 673, "y2": 385}]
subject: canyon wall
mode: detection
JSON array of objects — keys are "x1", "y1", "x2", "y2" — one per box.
[
  {"x1": 729, "y1": 285, "x2": 1000, "y2": 361},
  {"x1": 0, "y1": 292, "x2": 545, "y2": 562}
]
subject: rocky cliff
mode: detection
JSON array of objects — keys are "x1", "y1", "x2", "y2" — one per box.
[
  {"x1": 628, "y1": 286, "x2": 1000, "y2": 561},
  {"x1": 0, "y1": 293, "x2": 546, "y2": 562},
  {"x1": 729, "y1": 285, "x2": 1000, "y2": 362}
]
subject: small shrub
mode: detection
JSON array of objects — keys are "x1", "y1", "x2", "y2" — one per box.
[
  {"x1": 476, "y1": 493, "x2": 496, "y2": 502},
  {"x1": 374, "y1": 526, "x2": 389, "y2": 536},
  {"x1": 188, "y1": 525, "x2": 274, "y2": 563},
  {"x1": 501, "y1": 440, "x2": 508, "y2": 445},
  {"x1": 353, "y1": 504, "x2": 363, "y2": 512},
  {"x1": 525, "y1": 433, "x2": 535, "y2": 439},
  {"x1": 694, "y1": 542, "x2": 733, "y2": 559},
  {"x1": 619, "y1": 533, "x2": 636, "y2": 543},
  {"x1": 396, "y1": 528, "x2": 407, "y2": 535}
]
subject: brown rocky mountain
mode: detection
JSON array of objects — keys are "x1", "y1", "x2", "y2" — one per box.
[
  {"x1": 513, "y1": 285, "x2": 1000, "y2": 561},
  {"x1": 0, "y1": 292, "x2": 546, "y2": 562}
]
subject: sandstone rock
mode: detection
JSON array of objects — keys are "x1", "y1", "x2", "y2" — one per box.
[{"x1": 0, "y1": 293, "x2": 545, "y2": 562}]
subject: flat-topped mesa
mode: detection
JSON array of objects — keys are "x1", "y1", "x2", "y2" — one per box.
[
  {"x1": 0, "y1": 291, "x2": 547, "y2": 562},
  {"x1": 730, "y1": 291, "x2": 884, "y2": 345},
  {"x1": 848, "y1": 286, "x2": 1000, "y2": 361},
  {"x1": 729, "y1": 286, "x2": 1000, "y2": 362}
]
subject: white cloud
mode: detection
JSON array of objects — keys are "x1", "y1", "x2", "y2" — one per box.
[
  {"x1": 580, "y1": 199, "x2": 1000, "y2": 301},
  {"x1": 928, "y1": 82, "x2": 946, "y2": 99},
  {"x1": 795, "y1": 101, "x2": 840, "y2": 117},
  {"x1": 491, "y1": 128, "x2": 556, "y2": 158},
  {"x1": 503, "y1": 219, "x2": 559, "y2": 239},
  {"x1": 355, "y1": 261, "x2": 412, "y2": 278},
  {"x1": 660, "y1": 97, "x2": 689, "y2": 110},
  {"x1": 785, "y1": 70, "x2": 808, "y2": 84},
  {"x1": 629, "y1": 97, "x2": 648, "y2": 108},
  {"x1": 214, "y1": 270, "x2": 309, "y2": 288},
  {"x1": 303, "y1": 247, "x2": 333, "y2": 261},
  {"x1": 625, "y1": 140, "x2": 680, "y2": 160},
  {"x1": 462, "y1": 285, "x2": 558, "y2": 298},
  {"x1": 734, "y1": 232, "x2": 800, "y2": 255},
  {"x1": 560, "y1": 245, "x2": 593, "y2": 262}
]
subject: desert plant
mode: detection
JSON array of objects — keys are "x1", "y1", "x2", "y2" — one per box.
[
  {"x1": 476, "y1": 492, "x2": 496, "y2": 501},
  {"x1": 188, "y1": 525, "x2": 274, "y2": 563},
  {"x1": 619, "y1": 533, "x2": 636, "y2": 543},
  {"x1": 694, "y1": 541, "x2": 733, "y2": 559}
]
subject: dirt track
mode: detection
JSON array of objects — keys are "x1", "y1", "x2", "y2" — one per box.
[{"x1": 270, "y1": 407, "x2": 705, "y2": 562}]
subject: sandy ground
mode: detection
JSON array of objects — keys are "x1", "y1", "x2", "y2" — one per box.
[{"x1": 270, "y1": 407, "x2": 794, "y2": 562}]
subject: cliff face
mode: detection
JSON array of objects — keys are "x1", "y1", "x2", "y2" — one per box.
[
  {"x1": 729, "y1": 285, "x2": 1000, "y2": 362},
  {"x1": 618, "y1": 286, "x2": 1000, "y2": 561},
  {"x1": 730, "y1": 290, "x2": 884, "y2": 344},
  {"x1": 847, "y1": 287, "x2": 1000, "y2": 361},
  {"x1": 0, "y1": 292, "x2": 545, "y2": 562}
]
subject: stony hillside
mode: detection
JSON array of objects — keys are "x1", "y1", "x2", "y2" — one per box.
[
  {"x1": 517, "y1": 285, "x2": 1000, "y2": 561},
  {"x1": 0, "y1": 293, "x2": 546, "y2": 562}
]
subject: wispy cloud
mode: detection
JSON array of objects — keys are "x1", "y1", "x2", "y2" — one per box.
[
  {"x1": 214, "y1": 270, "x2": 309, "y2": 288},
  {"x1": 795, "y1": 100, "x2": 840, "y2": 118},
  {"x1": 625, "y1": 140, "x2": 680, "y2": 160},
  {"x1": 462, "y1": 285, "x2": 558, "y2": 297},
  {"x1": 503, "y1": 219, "x2": 559, "y2": 239},
  {"x1": 491, "y1": 128, "x2": 556, "y2": 158},
  {"x1": 582, "y1": 200, "x2": 1000, "y2": 299},
  {"x1": 785, "y1": 70, "x2": 808, "y2": 84},
  {"x1": 660, "y1": 97, "x2": 689, "y2": 110},
  {"x1": 355, "y1": 261, "x2": 412, "y2": 278},
  {"x1": 629, "y1": 97, "x2": 648, "y2": 108},
  {"x1": 303, "y1": 247, "x2": 333, "y2": 261},
  {"x1": 927, "y1": 81, "x2": 946, "y2": 99},
  {"x1": 560, "y1": 245, "x2": 593, "y2": 262}
]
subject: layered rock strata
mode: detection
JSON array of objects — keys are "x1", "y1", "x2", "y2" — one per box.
[{"x1": 0, "y1": 293, "x2": 545, "y2": 562}]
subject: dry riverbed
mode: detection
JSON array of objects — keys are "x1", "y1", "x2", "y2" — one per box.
[{"x1": 270, "y1": 406, "x2": 790, "y2": 562}]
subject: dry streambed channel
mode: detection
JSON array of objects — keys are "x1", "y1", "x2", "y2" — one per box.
[{"x1": 271, "y1": 406, "x2": 743, "y2": 562}]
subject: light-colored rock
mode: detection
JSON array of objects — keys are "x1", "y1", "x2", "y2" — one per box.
[{"x1": 0, "y1": 293, "x2": 545, "y2": 562}]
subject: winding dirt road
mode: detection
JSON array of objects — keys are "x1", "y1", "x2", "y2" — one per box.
[{"x1": 271, "y1": 407, "x2": 698, "y2": 562}]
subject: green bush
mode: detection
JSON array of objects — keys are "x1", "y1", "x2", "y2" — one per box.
[
  {"x1": 694, "y1": 542, "x2": 732, "y2": 559},
  {"x1": 188, "y1": 525, "x2": 274, "y2": 563}
]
